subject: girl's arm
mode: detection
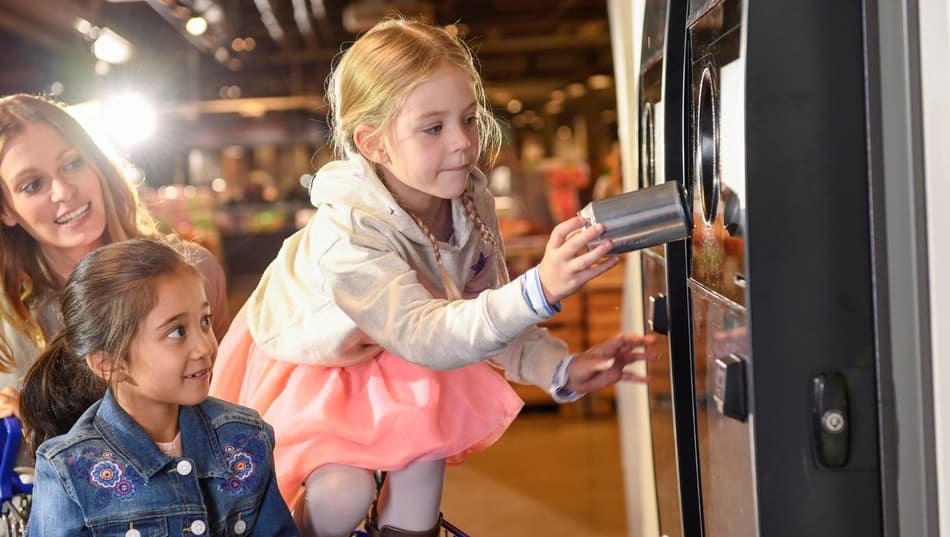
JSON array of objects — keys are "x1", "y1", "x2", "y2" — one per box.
[
  {"x1": 319, "y1": 230, "x2": 548, "y2": 369},
  {"x1": 27, "y1": 454, "x2": 88, "y2": 536},
  {"x1": 316, "y1": 210, "x2": 612, "y2": 370}
]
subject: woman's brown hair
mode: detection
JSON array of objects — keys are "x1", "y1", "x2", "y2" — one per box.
[{"x1": 19, "y1": 238, "x2": 200, "y2": 453}]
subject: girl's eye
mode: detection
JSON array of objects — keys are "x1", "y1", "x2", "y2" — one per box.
[
  {"x1": 423, "y1": 124, "x2": 443, "y2": 135},
  {"x1": 201, "y1": 315, "x2": 212, "y2": 329},
  {"x1": 168, "y1": 326, "x2": 185, "y2": 339},
  {"x1": 465, "y1": 115, "x2": 478, "y2": 126}
]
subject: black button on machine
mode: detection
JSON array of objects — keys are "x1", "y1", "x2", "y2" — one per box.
[
  {"x1": 648, "y1": 293, "x2": 669, "y2": 335},
  {"x1": 713, "y1": 354, "x2": 747, "y2": 421},
  {"x1": 811, "y1": 372, "x2": 850, "y2": 468}
]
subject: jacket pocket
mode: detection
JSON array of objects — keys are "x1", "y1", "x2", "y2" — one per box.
[{"x1": 91, "y1": 517, "x2": 168, "y2": 537}]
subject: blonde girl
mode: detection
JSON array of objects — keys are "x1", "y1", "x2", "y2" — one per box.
[{"x1": 211, "y1": 19, "x2": 654, "y2": 537}]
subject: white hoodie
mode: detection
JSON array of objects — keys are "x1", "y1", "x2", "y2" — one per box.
[{"x1": 246, "y1": 156, "x2": 568, "y2": 389}]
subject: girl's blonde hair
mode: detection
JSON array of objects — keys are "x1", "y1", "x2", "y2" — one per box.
[
  {"x1": 0, "y1": 94, "x2": 159, "y2": 371},
  {"x1": 326, "y1": 19, "x2": 509, "y2": 298}
]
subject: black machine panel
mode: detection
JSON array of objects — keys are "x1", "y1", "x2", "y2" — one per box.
[{"x1": 639, "y1": 0, "x2": 886, "y2": 536}]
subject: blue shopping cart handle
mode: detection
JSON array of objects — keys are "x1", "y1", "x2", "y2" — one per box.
[{"x1": 0, "y1": 416, "x2": 33, "y2": 502}]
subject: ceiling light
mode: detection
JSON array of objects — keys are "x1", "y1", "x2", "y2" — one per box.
[
  {"x1": 73, "y1": 18, "x2": 93, "y2": 35},
  {"x1": 566, "y1": 83, "x2": 586, "y2": 98},
  {"x1": 587, "y1": 74, "x2": 613, "y2": 90},
  {"x1": 186, "y1": 17, "x2": 208, "y2": 36},
  {"x1": 91, "y1": 28, "x2": 133, "y2": 64}
]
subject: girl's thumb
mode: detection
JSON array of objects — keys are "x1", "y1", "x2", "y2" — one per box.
[{"x1": 593, "y1": 358, "x2": 616, "y2": 371}]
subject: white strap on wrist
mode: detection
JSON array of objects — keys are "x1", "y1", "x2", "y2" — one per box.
[{"x1": 550, "y1": 355, "x2": 584, "y2": 403}]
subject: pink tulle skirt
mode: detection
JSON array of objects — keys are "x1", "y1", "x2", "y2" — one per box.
[{"x1": 210, "y1": 307, "x2": 524, "y2": 506}]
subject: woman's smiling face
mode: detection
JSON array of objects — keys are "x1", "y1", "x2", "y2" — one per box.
[{"x1": 0, "y1": 121, "x2": 107, "y2": 266}]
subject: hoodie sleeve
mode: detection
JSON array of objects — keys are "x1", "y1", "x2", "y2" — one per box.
[{"x1": 316, "y1": 206, "x2": 556, "y2": 371}]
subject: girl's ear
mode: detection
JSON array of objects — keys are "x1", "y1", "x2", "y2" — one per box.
[
  {"x1": 353, "y1": 124, "x2": 389, "y2": 165},
  {"x1": 85, "y1": 352, "x2": 123, "y2": 382}
]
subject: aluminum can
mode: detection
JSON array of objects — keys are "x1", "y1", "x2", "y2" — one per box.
[{"x1": 578, "y1": 180, "x2": 692, "y2": 255}]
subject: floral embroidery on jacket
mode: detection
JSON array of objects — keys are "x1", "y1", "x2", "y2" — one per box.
[
  {"x1": 66, "y1": 449, "x2": 143, "y2": 508},
  {"x1": 219, "y1": 432, "x2": 267, "y2": 495}
]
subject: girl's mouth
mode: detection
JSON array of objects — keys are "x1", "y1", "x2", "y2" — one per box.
[{"x1": 184, "y1": 368, "x2": 210, "y2": 380}]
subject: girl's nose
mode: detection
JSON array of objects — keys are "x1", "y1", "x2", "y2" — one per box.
[
  {"x1": 452, "y1": 128, "x2": 473, "y2": 151},
  {"x1": 191, "y1": 330, "x2": 217, "y2": 360}
]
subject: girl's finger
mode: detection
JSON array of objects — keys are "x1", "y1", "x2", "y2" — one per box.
[
  {"x1": 566, "y1": 241, "x2": 615, "y2": 272},
  {"x1": 570, "y1": 255, "x2": 619, "y2": 284},
  {"x1": 562, "y1": 221, "x2": 609, "y2": 253},
  {"x1": 549, "y1": 216, "x2": 591, "y2": 247},
  {"x1": 621, "y1": 372, "x2": 651, "y2": 383}
]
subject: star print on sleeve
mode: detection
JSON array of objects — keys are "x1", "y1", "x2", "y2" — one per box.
[{"x1": 470, "y1": 251, "x2": 487, "y2": 276}]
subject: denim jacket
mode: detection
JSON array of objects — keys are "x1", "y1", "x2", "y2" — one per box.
[{"x1": 27, "y1": 390, "x2": 299, "y2": 536}]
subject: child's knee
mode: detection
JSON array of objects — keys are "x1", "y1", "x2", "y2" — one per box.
[
  {"x1": 301, "y1": 464, "x2": 377, "y2": 536},
  {"x1": 304, "y1": 464, "x2": 376, "y2": 506}
]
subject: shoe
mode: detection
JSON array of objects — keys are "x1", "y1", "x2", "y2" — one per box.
[{"x1": 366, "y1": 514, "x2": 442, "y2": 537}]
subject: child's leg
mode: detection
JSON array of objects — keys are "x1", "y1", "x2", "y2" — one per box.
[
  {"x1": 300, "y1": 464, "x2": 377, "y2": 537},
  {"x1": 376, "y1": 459, "x2": 446, "y2": 531}
]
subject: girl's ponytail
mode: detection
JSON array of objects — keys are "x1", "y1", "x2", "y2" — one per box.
[{"x1": 20, "y1": 335, "x2": 106, "y2": 455}]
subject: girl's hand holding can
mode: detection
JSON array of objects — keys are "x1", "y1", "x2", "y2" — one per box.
[{"x1": 537, "y1": 216, "x2": 620, "y2": 305}]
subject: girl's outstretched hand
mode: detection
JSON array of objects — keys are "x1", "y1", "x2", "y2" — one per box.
[
  {"x1": 565, "y1": 333, "x2": 658, "y2": 394},
  {"x1": 538, "y1": 216, "x2": 620, "y2": 304}
]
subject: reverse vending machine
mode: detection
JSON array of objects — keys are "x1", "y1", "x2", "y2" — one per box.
[{"x1": 638, "y1": 1, "x2": 887, "y2": 535}]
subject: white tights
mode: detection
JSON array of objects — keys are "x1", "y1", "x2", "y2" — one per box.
[{"x1": 299, "y1": 459, "x2": 446, "y2": 537}]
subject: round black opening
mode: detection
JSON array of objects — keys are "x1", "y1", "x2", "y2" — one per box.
[
  {"x1": 640, "y1": 102, "x2": 656, "y2": 188},
  {"x1": 697, "y1": 68, "x2": 719, "y2": 224}
]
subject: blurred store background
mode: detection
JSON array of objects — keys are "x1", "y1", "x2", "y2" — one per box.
[
  {"x1": 0, "y1": 1, "x2": 633, "y2": 535},
  {"x1": 0, "y1": 0, "x2": 623, "y2": 314}
]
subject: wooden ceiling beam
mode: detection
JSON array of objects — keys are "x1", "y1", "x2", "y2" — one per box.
[{"x1": 250, "y1": 32, "x2": 609, "y2": 66}]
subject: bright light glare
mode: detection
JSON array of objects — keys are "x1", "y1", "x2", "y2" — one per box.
[
  {"x1": 68, "y1": 93, "x2": 156, "y2": 150},
  {"x1": 92, "y1": 28, "x2": 133, "y2": 64},
  {"x1": 103, "y1": 94, "x2": 156, "y2": 146},
  {"x1": 186, "y1": 17, "x2": 208, "y2": 36}
]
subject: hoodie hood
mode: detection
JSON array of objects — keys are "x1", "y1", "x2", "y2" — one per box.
[{"x1": 308, "y1": 154, "x2": 482, "y2": 248}]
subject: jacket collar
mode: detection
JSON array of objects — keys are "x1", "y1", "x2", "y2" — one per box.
[{"x1": 93, "y1": 390, "x2": 228, "y2": 480}]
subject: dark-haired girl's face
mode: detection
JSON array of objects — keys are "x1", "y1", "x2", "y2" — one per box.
[
  {"x1": 119, "y1": 272, "x2": 216, "y2": 425},
  {"x1": 0, "y1": 121, "x2": 107, "y2": 274}
]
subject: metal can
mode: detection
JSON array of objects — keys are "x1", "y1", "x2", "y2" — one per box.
[{"x1": 578, "y1": 180, "x2": 692, "y2": 255}]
